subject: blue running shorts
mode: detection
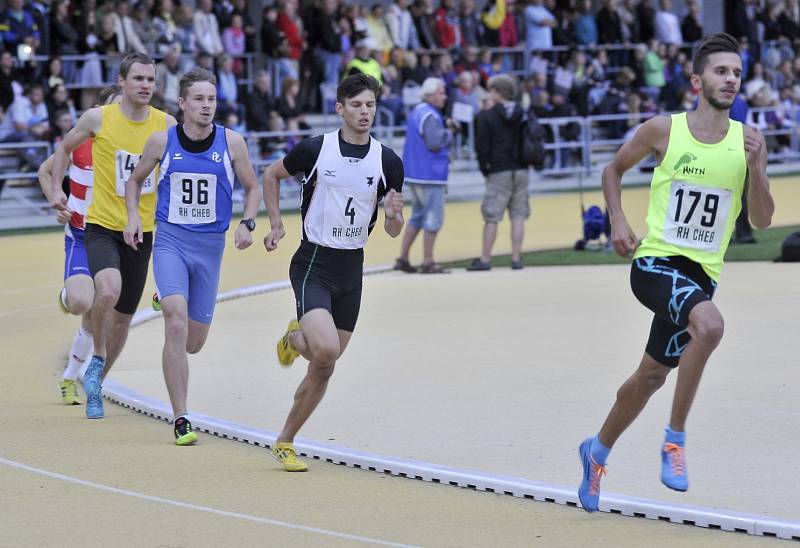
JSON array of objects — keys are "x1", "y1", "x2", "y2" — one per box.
[
  {"x1": 153, "y1": 221, "x2": 225, "y2": 324},
  {"x1": 64, "y1": 225, "x2": 91, "y2": 280}
]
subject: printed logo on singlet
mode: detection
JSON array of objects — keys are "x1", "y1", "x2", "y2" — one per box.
[
  {"x1": 211, "y1": 151, "x2": 221, "y2": 163},
  {"x1": 673, "y1": 152, "x2": 705, "y2": 178},
  {"x1": 365, "y1": 176, "x2": 375, "y2": 186}
]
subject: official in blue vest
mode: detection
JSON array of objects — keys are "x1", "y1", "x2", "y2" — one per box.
[{"x1": 395, "y1": 77, "x2": 456, "y2": 274}]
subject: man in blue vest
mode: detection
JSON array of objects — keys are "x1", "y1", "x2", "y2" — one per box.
[{"x1": 395, "y1": 77, "x2": 456, "y2": 274}]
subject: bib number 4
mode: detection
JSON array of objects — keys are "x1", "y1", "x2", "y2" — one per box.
[{"x1": 663, "y1": 181, "x2": 732, "y2": 253}]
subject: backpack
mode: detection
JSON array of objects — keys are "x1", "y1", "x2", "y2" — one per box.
[
  {"x1": 582, "y1": 205, "x2": 607, "y2": 241},
  {"x1": 519, "y1": 108, "x2": 547, "y2": 170}
]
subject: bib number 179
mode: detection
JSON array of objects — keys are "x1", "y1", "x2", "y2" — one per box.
[{"x1": 673, "y1": 188, "x2": 719, "y2": 228}]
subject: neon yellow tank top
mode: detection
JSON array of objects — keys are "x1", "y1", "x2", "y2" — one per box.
[
  {"x1": 86, "y1": 104, "x2": 168, "y2": 232},
  {"x1": 634, "y1": 112, "x2": 747, "y2": 282}
]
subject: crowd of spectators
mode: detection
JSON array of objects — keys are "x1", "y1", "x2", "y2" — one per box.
[{"x1": 1, "y1": 0, "x2": 800, "y2": 167}]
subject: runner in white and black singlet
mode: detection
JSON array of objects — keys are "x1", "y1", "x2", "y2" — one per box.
[{"x1": 261, "y1": 74, "x2": 405, "y2": 472}]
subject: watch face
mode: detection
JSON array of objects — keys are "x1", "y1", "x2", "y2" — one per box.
[{"x1": 244, "y1": 219, "x2": 256, "y2": 231}]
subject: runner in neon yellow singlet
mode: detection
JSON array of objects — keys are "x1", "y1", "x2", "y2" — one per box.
[
  {"x1": 49, "y1": 53, "x2": 177, "y2": 419},
  {"x1": 576, "y1": 34, "x2": 774, "y2": 512}
]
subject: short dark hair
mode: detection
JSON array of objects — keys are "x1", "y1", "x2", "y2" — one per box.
[
  {"x1": 98, "y1": 84, "x2": 122, "y2": 105},
  {"x1": 336, "y1": 73, "x2": 381, "y2": 104},
  {"x1": 692, "y1": 33, "x2": 740, "y2": 75},
  {"x1": 179, "y1": 67, "x2": 217, "y2": 98},
  {"x1": 119, "y1": 52, "x2": 156, "y2": 78}
]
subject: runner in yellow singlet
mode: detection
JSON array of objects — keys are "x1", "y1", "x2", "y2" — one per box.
[
  {"x1": 49, "y1": 53, "x2": 177, "y2": 419},
  {"x1": 576, "y1": 34, "x2": 774, "y2": 512}
]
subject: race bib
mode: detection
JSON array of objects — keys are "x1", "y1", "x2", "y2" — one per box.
[
  {"x1": 168, "y1": 172, "x2": 217, "y2": 224},
  {"x1": 322, "y1": 186, "x2": 376, "y2": 247},
  {"x1": 115, "y1": 149, "x2": 155, "y2": 196},
  {"x1": 663, "y1": 180, "x2": 732, "y2": 253}
]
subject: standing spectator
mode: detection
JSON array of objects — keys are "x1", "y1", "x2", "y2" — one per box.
[
  {"x1": 395, "y1": 77, "x2": 455, "y2": 274},
  {"x1": 732, "y1": 0, "x2": 759, "y2": 55},
  {"x1": 231, "y1": 0, "x2": 257, "y2": 52},
  {"x1": 153, "y1": 0, "x2": 179, "y2": 54},
  {"x1": 49, "y1": 0, "x2": 79, "y2": 59},
  {"x1": 643, "y1": 39, "x2": 666, "y2": 101},
  {"x1": 681, "y1": 1, "x2": 703, "y2": 43},
  {"x1": 387, "y1": 0, "x2": 417, "y2": 50},
  {"x1": 193, "y1": 0, "x2": 224, "y2": 56},
  {"x1": 411, "y1": 0, "x2": 436, "y2": 49},
  {"x1": 497, "y1": 0, "x2": 518, "y2": 48},
  {"x1": 311, "y1": 0, "x2": 343, "y2": 86},
  {"x1": 344, "y1": 40, "x2": 384, "y2": 83},
  {"x1": 276, "y1": 0, "x2": 303, "y2": 70},
  {"x1": 0, "y1": 0, "x2": 40, "y2": 54},
  {"x1": 174, "y1": 3, "x2": 196, "y2": 56},
  {"x1": 636, "y1": 0, "x2": 656, "y2": 43},
  {"x1": 524, "y1": 0, "x2": 557, "y2": 51},
  {"x1": 108, "y1": 0, "x2": 147, "y2": 54},
  {"x1": 131, "y1": 1, "x2": 160, "y2": 54},
  {"x1": 153, "y1": 47, "x2": 180, "y2": 115},
  {"x1": 468, "y1": 74, "x2": 527, "y2": 271},
  {"x1": 402, "y1": 50, "x2": 430, "y2": 84},
  {"x1": 779, "y1": 0, "x2": 800, "y2": 44},
  {"x1": 620, "y1": 0, "x2": 641, "y2": 44},
  {"x1": 432, "y1": 51, "x2": 457, "y2": 90},
  {"x1": 460, "y1": 0, "x2": 482, "y2": 47},
  {"x1": 213, "y1": 0, "x2": 235, "y2": 30},
  {"x1": 222, "y1": 13, "x2": 246, "y2": 74},
  {"x1": 574, "y1": 0, "x2": 598, "y2": 46},
  {"x1": 655, "y1": 0, "x2": 683, "y2": 45},
  {"x1": 366, "y1": 4, "x2": 394, "y2": 55},
  {"x1": 41, "y1": 56, "x2": 65, "y2": 92},
  {"x1": 434, "y1": 0, "x2": 461, "y2": 49},
  {"x1": 480, "y1": 0, "x2": 506, "y2": 47},
  {"x1": 596, "y1": 0, "x2": 622, "y2": 46}
]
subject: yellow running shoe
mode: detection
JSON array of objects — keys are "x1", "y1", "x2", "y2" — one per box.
[
  {"x1": 174, "y1": 417, "x2": 198, "y2": 446},
  {"x1": 272, "y1": 442, "x2": 308, "y2": 472},
  {"x1": 276, "y1": 319, "x2": 302, "y2": 367},
  {"x1": 59, "y1": 379, "x2": 82, "y2": 405}
]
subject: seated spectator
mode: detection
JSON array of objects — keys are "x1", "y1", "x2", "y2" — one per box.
[
  {"x1": 50, "y1": 108, "x2": 73, "y2": 144},
  {"x1": 451, "y1": 70, "x2": 481, "y2": 118},
  {"x1": 47, "y1": 83, "x2": 76, "y2": 127},
  {"x1": 154, "y1": 48, "x2": 181, "y2": 115},
  {"x1": 0, "y1": 50, "x2": 25, "y2": 112},
  {"x1": 402, "y1": 51, "x2": 430, "y2": 85},
  {"x1": 244, "y1": 70, "x2": 276, "y2": 132},
  {"x1": 455, "y1": 46, "x2": 488, "y2": 87},
  {"x1": 0, "y1": 84, "x2": 49, "y2": 168},
  {"x1": 546, "y1": 92, "x2": 580, "y2": 167},
  {"x1": 432, "y1": 52, "x2": 457, "y2": 91},
  {"x1": 744, "y1": 62, "x2": 768, "y2": 101},
  {"x1": 223, "y1": 111, "x2": 245, "y2": 133},
  {"x1": 41, "y1": 56, "x2": 66, "y2": 92},
  {"x1": 215, "y1": 53, "x2": 241, "y2": 119},
  {"x1": 277, "y1": 77, "x2": 309, "y2": 132}
]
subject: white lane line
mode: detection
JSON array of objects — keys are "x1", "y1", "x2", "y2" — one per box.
[{"x1": 0, "y1": 456, "x2": 419, "y2": 548}]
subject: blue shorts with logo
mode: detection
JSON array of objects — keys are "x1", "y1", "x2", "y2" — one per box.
[
  {"x1": 153, "y1": 221, "x2": 225, "y2": 325},
  {"x1": 64, "y1": 226, "x2": 91, "y2": 280}
]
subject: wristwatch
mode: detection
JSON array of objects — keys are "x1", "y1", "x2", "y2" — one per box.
[{"x1": 240, "y1": 218, "x2": 256, "y2": 232}]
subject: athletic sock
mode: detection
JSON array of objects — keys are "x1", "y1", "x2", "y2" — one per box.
[
  {"x1": 665, "y1": 426, "x2": 686, "y2": 445},
  {"x1": 590, "y1": 435, "x2": 611, "y2": 465},
  {"x1": 63, "y1": 328, "x2": 93, "y2": 381}
]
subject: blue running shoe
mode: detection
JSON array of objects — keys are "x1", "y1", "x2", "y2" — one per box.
[
  {"x1": 578, "y1": 437, "x2": 607, "y2": 513},
  {"x1": 84, "y1": 356, "x2": 105, "y2": 419},
  {"x1": 661, "y1": 441, "x2": 688, "y2": 491}
]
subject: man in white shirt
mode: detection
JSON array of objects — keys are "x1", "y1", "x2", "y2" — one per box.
[
  {"x1": 193, "y1": 0, "x2": 223, "y2": 55},
  {"x1": 655, "y1": 0, "x2": 683, "y2": 45}
]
